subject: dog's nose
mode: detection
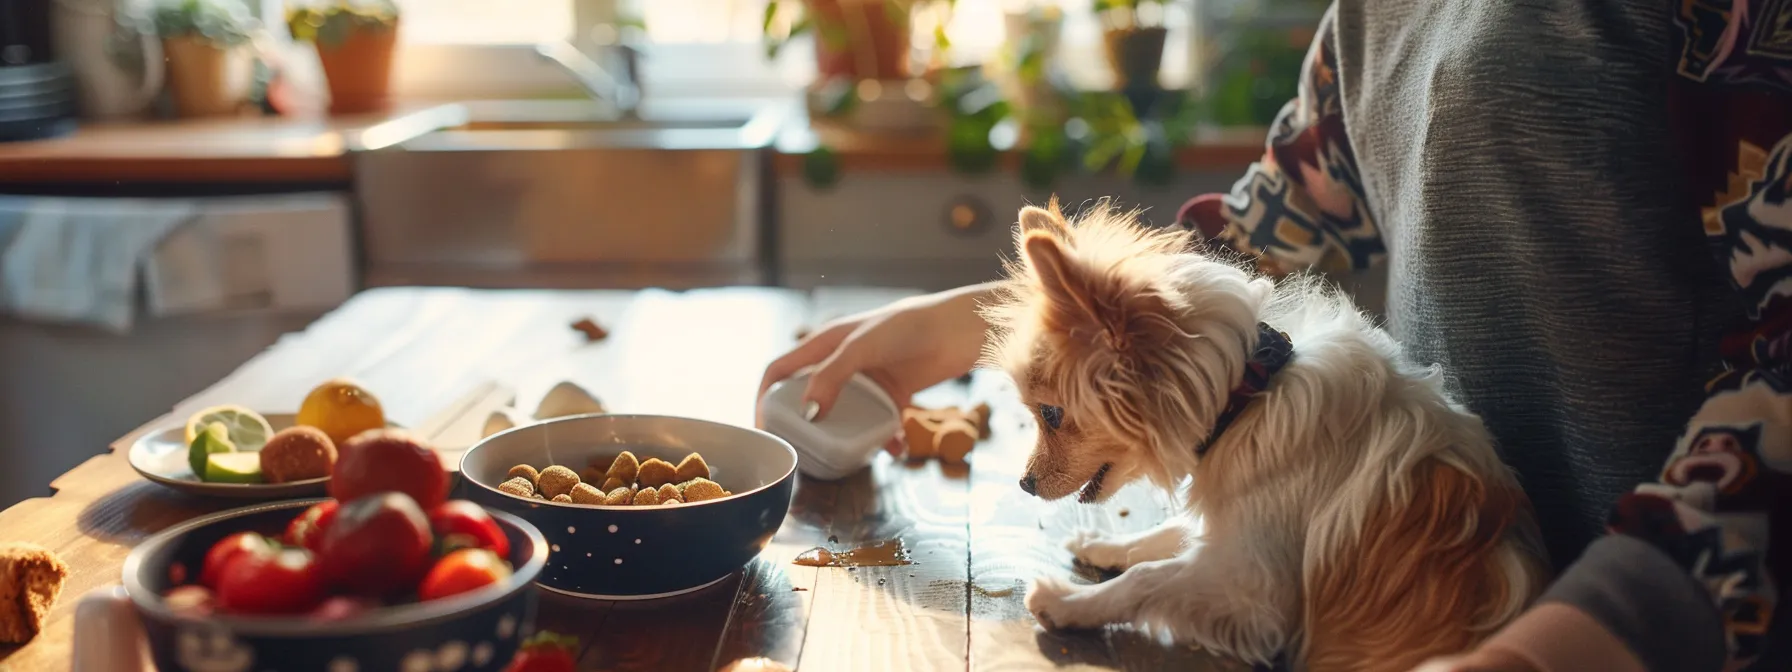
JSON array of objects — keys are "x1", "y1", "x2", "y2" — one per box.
[{"x1": 1019, "y1": 474, "x2": 1038, "y2": 495}]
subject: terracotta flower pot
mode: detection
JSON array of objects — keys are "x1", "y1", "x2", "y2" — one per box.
[
  {"x1": 315, "y1": 22, "x2": 399, "y2": 115},
  {"x1": 162, "y1": 36, "x2": 247, "y2": 117},
  {"x1": 806, "y1": 0, "x2": 910, "y2": 82},
  {"x1": 1103, "y1": 26, "x2": 1166, "y2": 89}
]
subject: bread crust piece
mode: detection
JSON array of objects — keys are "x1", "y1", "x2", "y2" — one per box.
[{"x1": 0, "y1": 543, "x2": 69, "y2": 643}]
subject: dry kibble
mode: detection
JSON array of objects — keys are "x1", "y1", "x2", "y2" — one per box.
[
  {"x1": 682, "y1": 478, "x2": 726, "y2": 502},
  {"x1": 533, "y1": 493, "x2": 545, "y2": 500},
  {"x1": 579, "y1": 466, "x2": 607, "y2": 486},
  {"x1": 662, "y1": 499, "x2": 683, "y2": 506},
  {"x1": 604, "y1": 486, "x2": 635, "y2": 506},
  {"x1": 632, "y1": 487, "x2": 660, "y2": 506},
  {"x1": 552, "y1": 494, "x2": 573, "y2": 503},
  {"x1": 656, "y1": 483, "x2": 682, "y2": 503},
  {"x1": 605, "y1": 451, "x2": 640, "y2": 484},
  {"x1": 536, "y1": 466, "x2": 581, "y2": 499},
  {"x1": 637, "y1": 458, "x2": 678, "y2": 488},
  {"x1": 498, "y1": 477, "x2": 535, "y2": 498},
  {"x1": 507, "y1": 464, "x2": 541, "y2": 487},
  {"x1": 600, "y1": 477, "x2": 625, "y2": 492},
  {"x1": 569, "y1": 482, "x2": 605, "y2": 504},
  {"x1": 935, "y1": 418, "x2": 977, "y2": 465},
  {"x1": 674, "y1": 453, "x2": 710, "y2": 482},
  {"x1": 571, "y1": 317, "x2": 609, "y2": 341},
  {"x1": 972, "y1": 403, "x2": 993, "y2": 439}
]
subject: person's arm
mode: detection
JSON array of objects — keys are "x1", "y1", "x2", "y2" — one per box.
[
  {"x1": 1474, "y1": 35, "x2": 1792, "y2": 672},
  {"x1": 1176, "y1": 3, "x2": 1383, "y2": 277}
]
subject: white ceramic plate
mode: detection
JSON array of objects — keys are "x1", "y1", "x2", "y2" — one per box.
[{"x1": 128, "y1": 414, "x2": 394, "y2": 500}]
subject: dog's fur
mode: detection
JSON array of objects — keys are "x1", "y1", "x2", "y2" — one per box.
[{"x1": 981, "y1": 201, "x2": 1550, "y2": 672}]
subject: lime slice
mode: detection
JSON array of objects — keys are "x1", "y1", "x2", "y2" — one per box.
[
  {"x1": 187, "y1": 422, "x2": 235, "y2": 477},
  {"x1": 204, "y1": 452, "x2": 264, "y2": 484},
  {"x1": 184, "y1": 405, "x2": 274, "y2": 452}
]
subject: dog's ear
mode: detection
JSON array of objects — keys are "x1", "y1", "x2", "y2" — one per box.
[
  {"x1": 1018, "y1": 201, "x2": 1070, "y2": 239},
  {"x1": 1023, "y1": 230, "x2": 1169, "y2": 354}
]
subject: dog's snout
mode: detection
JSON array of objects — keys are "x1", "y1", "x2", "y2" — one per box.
[{"x1": 1019, "y1": 474, "x2": 1038, "y2": 495}]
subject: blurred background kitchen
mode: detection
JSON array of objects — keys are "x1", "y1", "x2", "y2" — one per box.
[{"x1": 0, "y1": 0, "x2": 1362, "y2": 508}]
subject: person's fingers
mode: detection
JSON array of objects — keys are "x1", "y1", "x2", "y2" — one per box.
[
  {"x1": 758, "y1": 322, "x2": 852, "y2": 399},
  {"x1": 801, "y1": 335, "x2": 868, "y2": 420}
]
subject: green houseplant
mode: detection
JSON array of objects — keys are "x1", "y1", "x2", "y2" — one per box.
[
  {"x1": 287, "y1": 1, "x2": 400, "y2": 114},
  {"x1": 1095, "y1": 0, "x2": 1169, "y2": 90},
  {"x1": 153, "y1": 0, "x2": 253, "y2": 117}
]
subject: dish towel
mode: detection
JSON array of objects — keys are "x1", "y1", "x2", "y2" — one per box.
[{"x1": 0, "y1": 196, "x2": 195, "y2": 333}]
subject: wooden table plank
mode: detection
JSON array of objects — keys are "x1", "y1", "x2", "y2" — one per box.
[{"x1": 795, "y1": 379, "x2": 973, "y2": 672}]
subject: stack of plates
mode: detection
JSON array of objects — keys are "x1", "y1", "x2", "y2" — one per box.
[
  {"x1": 759, "y1": 372, "x2": 901, "y2": 481},
  {"x1": 0, "y1": 62, "x2": 77, "y2": 143}
]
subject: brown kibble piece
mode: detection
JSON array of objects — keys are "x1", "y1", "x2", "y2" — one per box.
[
  {"x1": 902, "y1": 409, "x2": 941, "y2": 460},
  {"x1": 682, "y1": 478, "x2": 727, "y2": 502},
  {"x1": 0, "y1": 543, "x2": 69, "y2": 643},
  {"x1": 637, "y1": 458, "x2": 678, "y2": 488},
  {"x1": 552, "y1": 494, "x2": 572, "y2": 503},
  {"x1": 600, "y1": 477, "x2": 625, "y2": 492},
  {"x1": 934, "y1": 417, "x2": 977, "y2": 465},
  {"x1": 632, "y1": 487, "x2": 660, "y2": 506},
  {"x1": 579, "y1": 466, "x2": 607, "y2": 486},
  {"x1": 533, "y1": 493, "x2": 545, "y2": 500},
  {"x1": 498, "y1": 477, "x2": 535, "y2": 498},
  {"x1": 571, "y1": 317, "x2": 609, "y2": 341},
  {"x1": 972, "y1": 403, "x2": 993, "y2": 439},
  {"x1": 674, "y1": 453, "x2": 710, "y2": 482},
  {"x1": 605, "y1": 451, "x2": 640, "y2": 484},
  {"x1": 259, "y1": 426, "x2": 337, "y2": 484},
  {"x1": 536, "y1": 465, "x2": 580, "y2": 499},
  {"x1": 604, "y1": 486, "x2": 635, "y2": 506},
  {"x1": 569, "y1": 482, "x2": 605, "y2": 504},
  {"x1": 656, "y1": 483, "x2": 682, "y2": 503},
  {"x1": 662, "y1": 499, "x2": 683, "y2": 506},
  {"x1": 507, "y1": 464, "x2": 541, "y2": 487}
]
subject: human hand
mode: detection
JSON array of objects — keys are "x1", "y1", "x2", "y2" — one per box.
[{"x1": 757, "y1": 284, "x2": 997, "y2": 453}]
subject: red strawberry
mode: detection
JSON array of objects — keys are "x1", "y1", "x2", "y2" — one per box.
[{"x1": 504, "y1": 631, "x2": 578, "y2": 672}]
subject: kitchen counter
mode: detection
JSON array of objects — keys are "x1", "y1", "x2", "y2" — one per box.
[
  {"x1": 0, "y1": 100, "x2": 1263, "y2": 185},
  {"x1": 0, "y1": 105, "x2": 464, "y2": 184}
]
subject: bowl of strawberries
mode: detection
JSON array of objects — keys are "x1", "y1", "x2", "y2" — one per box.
[{"x1": 109, "y1": 430, "x2": 549, "y2": 672}]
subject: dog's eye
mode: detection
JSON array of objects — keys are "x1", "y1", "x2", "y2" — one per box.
[{"x1": 1038, "y1": 404, "x2": 1063, "y2": 430}]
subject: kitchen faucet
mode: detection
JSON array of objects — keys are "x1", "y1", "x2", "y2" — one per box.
[{"x1": 534, "y1": 40, "x2": 643, "y2": 118}]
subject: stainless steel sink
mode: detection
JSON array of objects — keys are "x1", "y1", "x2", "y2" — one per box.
[{"x1": 352, "y1": 99, "x2": 788, "y2": 289}]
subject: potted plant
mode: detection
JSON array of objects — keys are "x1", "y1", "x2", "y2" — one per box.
[
  {"x1": 763, "y1": 0, "x2": 931, "y2": 83},
  {"x1": 153, "y1": 0, "x2": 253, "y2": 117},
  {"x1": 1095, "y1": 0, "x2": 1168, "y2": 90},
  {"x1": 288, "y1": 0, "x2": 400, "y2": 115}
]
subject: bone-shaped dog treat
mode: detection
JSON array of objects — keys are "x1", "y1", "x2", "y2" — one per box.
[{"x1": 899, "y1": 404, "x2": 991, "y2": 465}]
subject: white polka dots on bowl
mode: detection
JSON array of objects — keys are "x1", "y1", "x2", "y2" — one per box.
[{"x1": 496, "y1": 614, "x2": 517, "y2": 639}]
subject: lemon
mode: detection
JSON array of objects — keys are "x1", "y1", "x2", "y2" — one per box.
[
  {"x1": 296, "y1": 379, "x2": 385, "y2": 445},
  {"x1": 184, "y1": 405, "x2": 273, "y2": 452},
  {"x1": 187, "y1": 422, "x2": 236, "y2": 477}
]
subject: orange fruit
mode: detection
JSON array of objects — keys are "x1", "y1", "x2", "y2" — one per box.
[{"x1": 296, "y1": 379, "x2": 386, "y2": 445}]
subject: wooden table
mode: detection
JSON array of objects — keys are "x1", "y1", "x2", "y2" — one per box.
[{"x1": 0, "y1": 287, "x2": 1238, "y2": 671}]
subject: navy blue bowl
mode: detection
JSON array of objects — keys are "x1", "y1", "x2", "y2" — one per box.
[
  {"x1": 121, "y1": 499, "x2": 548, "y2": 672},
  {"x1": 462, "y1": 414, "x2": 797, "y2": 599}
]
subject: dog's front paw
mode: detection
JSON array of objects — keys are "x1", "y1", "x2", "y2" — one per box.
[
  {"x1": 1066, "y1": 530, "x2": 1129, "y2": 571},
  {"x1": 1026, "y1": 577, "x2": 1095, "y2": 631}
]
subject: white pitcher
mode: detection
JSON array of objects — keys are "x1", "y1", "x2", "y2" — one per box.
[{"x1": 51, "y1": 0, "x2": 163, "y2": 120}]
